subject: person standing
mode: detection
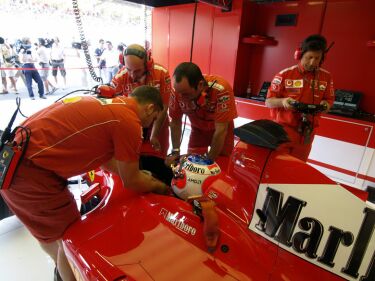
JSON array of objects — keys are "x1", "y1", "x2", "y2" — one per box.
[
  {"x1": 0, "y1": 37, "x2": 18, "y2": 94},
  {"x1": 50, "y1": 37, "x2": 67, "y2": 89},
  {"x1": 99, "y1": 41, "x2": 119, "y2": 84},
  {"x1": 0, "y1": 85, "x2": 168, "y2": 281},
  {"x1": 265, "y1": 34, "x2": 335, "y2": 161},
  {"x1": 37, "y1": 38, "x2": 57, "y2": 95},
  {"x1": 166, "y1": 62, "x2": 237, "y2": 165},
  {"x1": 21, "y1": 40, "x2": 46, "y2": 100}
]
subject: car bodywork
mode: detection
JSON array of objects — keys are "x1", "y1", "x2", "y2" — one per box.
[{"x1": 63, "y1": 120, "x2": 375, "y2": 281}]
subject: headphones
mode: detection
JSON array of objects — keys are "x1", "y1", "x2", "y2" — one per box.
[
  {"x1": 123, "y1": 47, "x2": 154, "y2": 72},
  {"x1": 294, "y1": 35, "x2": 334, "y2": 65}
]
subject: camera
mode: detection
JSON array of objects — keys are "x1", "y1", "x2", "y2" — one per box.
[
  {"x1": 72, "y1": 42, "x2": 82, "y2": 50},
  {"x1": 38, "y1": 38, "x2": 54, "y2": 48},
  {"x1": 13, "y1": 39, "x2": 31, "y2": 54}
]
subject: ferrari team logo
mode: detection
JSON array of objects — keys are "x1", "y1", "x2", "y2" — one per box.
[{"x1": 88, "y1": 170, "x2": 95, "y2": 182}]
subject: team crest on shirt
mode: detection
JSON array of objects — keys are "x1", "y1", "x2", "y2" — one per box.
[
  {"x1": 285, "y1": 79, "x2": 293, "y2": 87},
  {"x1": 285, "y1": 79, "x2": 303, "y2": 88}
]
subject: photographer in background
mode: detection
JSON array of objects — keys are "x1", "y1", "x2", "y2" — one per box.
[
  {"x1": 37, "y1": 38, "x2": 57, "y2": 95},
  {"x1": 0, "y1": 37, "x2": 19, "y2": 94},
  {"x1": 21, "y1": 38, "x2": 46, "y2": 100}
]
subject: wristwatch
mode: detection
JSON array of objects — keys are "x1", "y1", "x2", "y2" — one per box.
[{"x1": 171, "y1": 148, "x2": 180, "y2": 155}]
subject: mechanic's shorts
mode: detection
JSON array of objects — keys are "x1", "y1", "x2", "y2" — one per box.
[{"x1": 0, "y1": 159, "x2": 80, "y2": 243}]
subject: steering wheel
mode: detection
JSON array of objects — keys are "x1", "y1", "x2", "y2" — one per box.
[{"x1": 288, "y1": 100, "x2": 327, "y2": 114}]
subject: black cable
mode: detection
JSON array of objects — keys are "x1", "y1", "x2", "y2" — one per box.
[
  {"x1": 190, "y1": 0, "x2": 198, "y2": 62},
  {"x1": 1, "y1": 97, "x2": 23, "y2": 148},
  {"x1": 54, "y1": 89, "x2": 97, "y2": 103},
  {"x1": 179, "y1": 0, "x2": 199, "y2": 148},
  {"x1": 72, "y1": 0, "x2": 103, "y2": 84}
]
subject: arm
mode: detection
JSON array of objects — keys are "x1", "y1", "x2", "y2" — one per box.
[
  {"x1": 265, "y1": 97, "x2": 294, "y2": 110},
  {"x1": 102, "y1": 158, "x2": 168, "y2": 194},
  {"x1": 165, "y1": 117, "x2": 182, "y2": 166},
  {"x1": 207, "y1": 122, "x2": 228, "y2": 160},
  {"x1": 170, "y1": 117, "x2": 182, "y2": 151},
  {"x1": 150, "y1": 105, "x2": 168, "y2": 150}
]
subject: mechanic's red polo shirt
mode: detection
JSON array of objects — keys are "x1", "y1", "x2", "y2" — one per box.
[
  {"x1": 20, "y1": 96, "x2": 142, "y2": 178},
  {"x1": 267, "y1": 63, "x2": 335, "y2": 128},
  {"x1": 169, "y1": 75, "x2": 237, "y2": 154}
]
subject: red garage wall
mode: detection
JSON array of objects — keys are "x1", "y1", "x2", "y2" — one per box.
[
  {"x1": 152, "y1": 1, "x2": 243, "y2": 87},
  {"x1": 152, "y1": 0, "x2": 375, "y2": 114}
]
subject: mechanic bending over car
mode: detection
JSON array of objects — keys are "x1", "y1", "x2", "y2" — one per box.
[
  {"x1": 265, "y1": 34, "x2": 335, "y2": 162},
  {"x1": 166, "y1": 62, "x2": 238, "y2": 166},
  {"x1": 111, "y1": 43, "x2": 172, "y2": 158},
  {"x1": 0, "y1": 85, "x2": 169, "y2": 281}
]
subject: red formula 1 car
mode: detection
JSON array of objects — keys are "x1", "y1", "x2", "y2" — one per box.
[{"x1": 63, "y1": 120, "x2": 375, "y2": 281}]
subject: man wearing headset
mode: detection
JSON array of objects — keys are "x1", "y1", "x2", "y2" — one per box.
[
  {"x1": 166, "y1": 62, "x2": 237, "y2": 165},
  {"x1": 265, "y1": 34, "x2": 335, "y2": 162},
  {"x1": 111, "y1": 44, "x2": 172, "y2": 158}
]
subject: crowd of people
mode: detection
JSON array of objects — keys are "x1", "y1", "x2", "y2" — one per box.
[
  {"x1": 0, "y1": 36, "x2": 129, "y2": 98},
  {"x1": 0, "y1": 34, "x2": 334, "y2": 281}
]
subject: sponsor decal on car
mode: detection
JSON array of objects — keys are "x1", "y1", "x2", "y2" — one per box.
[
  {"x1": 249, "y1": 184, "x2": 375, "y2": 281},
  {"x1": 159, "y1": 208, "x2": 197, "y2": 235}
]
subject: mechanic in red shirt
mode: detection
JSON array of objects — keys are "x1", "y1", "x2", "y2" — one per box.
[
  {"x1": 167, "y1": 62, "x2": 237, "y2": 164},
  {"x1": 266, "y1": 34, "x2": 335, "y2": 162},
  {"x1": 0, "y1": 86, "x2": 168, "y2": 281},
  {"x1": 111, "y1": 44, "x2": 172, "y2": 158}
]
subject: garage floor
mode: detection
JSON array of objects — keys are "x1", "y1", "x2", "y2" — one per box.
[{"x1": 0, "y1": 216, "x2": 55, "y2": 281}]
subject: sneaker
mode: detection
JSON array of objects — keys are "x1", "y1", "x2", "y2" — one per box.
[
  {"x1": 31, "y1": 97, "x2": 35, "y2": 100},
  {"x1": 1, "y1": 91, "x2": 9, "y2": 94},
  {"x1": 40, "y1": 96, "x2": 47, "y2": 99}
]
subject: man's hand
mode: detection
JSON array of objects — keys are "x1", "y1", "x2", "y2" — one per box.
[
  {"x1": 320, "y1": 100, "x2": 330, "y2": 112},
  {"x1": 150, "y1": 136, "x2": 161, "y2": 151},
  {"x1": 282, "y1": 97, "x2": 295, "y2": 110},
  {"x1": 165, "y1": 153, "x2": 180, "y2": 167}
]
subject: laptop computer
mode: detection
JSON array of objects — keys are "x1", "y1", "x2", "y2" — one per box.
[{"x1": 250, "y1": 81, "x2": 270, "y2": 102}]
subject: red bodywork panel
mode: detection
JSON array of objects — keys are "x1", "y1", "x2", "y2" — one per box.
[{"x1": 63, "y1": 141, "x2": 374, "y2": 281}]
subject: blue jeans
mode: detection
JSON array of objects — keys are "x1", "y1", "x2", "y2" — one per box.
[{"x1": 23, "y1": 63, "x2": 44, "y2": 97}]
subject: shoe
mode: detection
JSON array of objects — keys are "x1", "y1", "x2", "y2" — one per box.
[
  {"x1": 31, "y1": 97, "x2": 35, "y2": 100},
  {"x1": 1, "y1": 91, "x2": 9, "y2": 94},
  {"x1": 40, "y1": 96, "x2": 47, "y2": 99},
  {"x1": 50, "y1": 87, "x2": 58, "y2": 94},
  {"x1": 54, "y1": 267, "x2": 63, "y2": 281}
]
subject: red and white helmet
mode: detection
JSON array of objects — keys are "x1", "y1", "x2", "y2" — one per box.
[{"x1": 172, "y1": 155, "x2": 221, "y2": 200}]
